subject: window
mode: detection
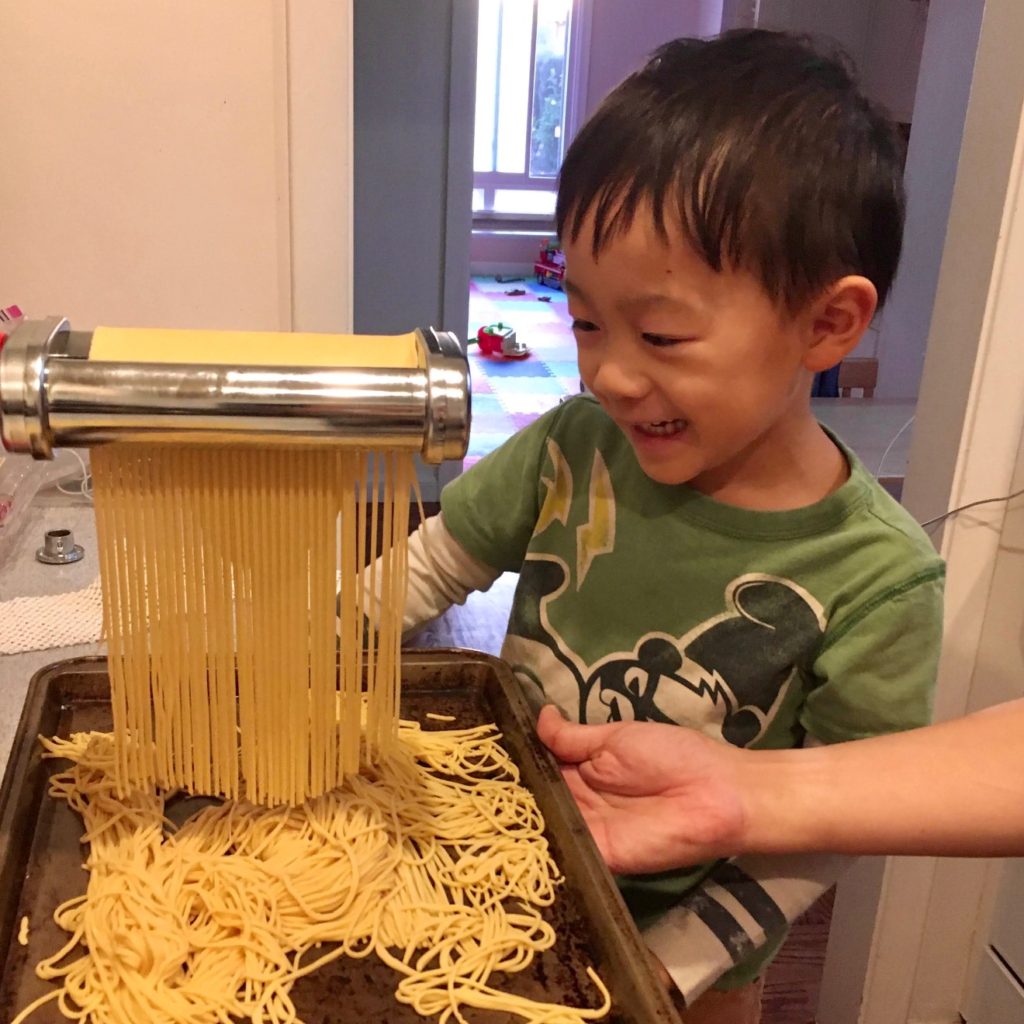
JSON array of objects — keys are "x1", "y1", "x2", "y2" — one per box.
[{"x1": 473, "y1": 0, "x2": 588, "y2": 220}]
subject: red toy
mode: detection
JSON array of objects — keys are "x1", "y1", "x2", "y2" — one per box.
[
  {"x1": 475, "y1": 322, "x2": 529, "y2": 359},
  {"x1": 534, "y1": 239, "x2": 565, "y2": 289}
]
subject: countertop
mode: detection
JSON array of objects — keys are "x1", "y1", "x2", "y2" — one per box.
[{"x1": 0, "y1": 496, "x2": 104, "y2": 779}]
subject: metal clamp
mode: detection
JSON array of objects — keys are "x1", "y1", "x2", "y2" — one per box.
[
  {"x1": 0, "y1": 316, "x2": 69, "y2": 458},
  {"x1": 36, "y1": 528, "x2": 85, "y2": 565}
]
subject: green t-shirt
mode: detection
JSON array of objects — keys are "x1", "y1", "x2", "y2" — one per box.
[{"x1": 441, "y1": 396, "x2": 944, "y2": 980}]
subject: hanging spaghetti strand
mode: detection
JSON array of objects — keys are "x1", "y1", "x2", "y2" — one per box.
[{"x1": 90, "y1": 444, "x2": 415, "y2": 804}]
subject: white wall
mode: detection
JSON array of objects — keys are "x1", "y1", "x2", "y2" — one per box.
[
  {"x1": 288, "y1": 1, "x2": 354, "y2": 335},
  {"x1": 0, "y1": 1, "x2": 352, "y2": 335},
  {"x1": 968, "y1": 441, "x2": 1024, "y2": 715},
  {"x1": 955, "y1": 418, "x2": 1024, "y2": 1023}
]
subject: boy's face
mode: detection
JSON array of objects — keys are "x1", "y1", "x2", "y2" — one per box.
[{"x1": 563, "y1": 210, "x2": 817, "y2": 495}]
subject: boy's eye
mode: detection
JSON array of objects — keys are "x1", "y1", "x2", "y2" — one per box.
[
  {"x1": 641, "y1": 333, "x2": 692, "y2": 347},
  {"x1": 570, "y1": 318, "x2": 598, "y2": 333}
]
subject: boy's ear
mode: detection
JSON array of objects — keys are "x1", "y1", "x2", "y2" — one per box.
[{"x1": 801, "y1": 276, "x2": 878, "y2": 372}]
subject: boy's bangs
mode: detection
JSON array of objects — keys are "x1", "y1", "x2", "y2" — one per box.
[
  {"x1": 555, "y1": 31, "x2": 906, "y2": 312},
  {"x1": 557, "y1": 136, "x2": 788, "y2": 309}
]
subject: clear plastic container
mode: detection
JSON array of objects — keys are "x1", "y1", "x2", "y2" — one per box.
[{"x1": 0, "y1": 451, "x2": 88, "y2": 569}]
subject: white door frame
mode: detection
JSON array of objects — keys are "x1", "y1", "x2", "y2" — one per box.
[
  {"x1": 818, "y1": 0, "x2": 1024, "y2": 1020},
  {"x1": 278, "y1": 0, "x2": 355, "y2": 333}
]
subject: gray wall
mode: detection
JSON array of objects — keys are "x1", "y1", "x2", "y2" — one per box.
[
  {"x1": 757, "y1": 0, "x2": 873, "y2": 65},
  {"x1": 874, "y1": 0, "x2": 986, "y2": 399},
  {"x1": 353, "y1": 0, "x2": 475, "y2": 346},
  {"x1": 584, "y1": 0, "x2": 723, "y2": 116},
  {"x1": 353, "y1": 0, "x2": 477, "y2": 496}
]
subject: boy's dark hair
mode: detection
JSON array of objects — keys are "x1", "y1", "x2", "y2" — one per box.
[{"x1": 556, "y1": 30, "x2": 906, "y2": 312}]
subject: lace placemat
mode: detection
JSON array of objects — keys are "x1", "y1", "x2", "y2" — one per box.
[{"x1": 0, "y1": 577, "x2": 104, "y2": 654}]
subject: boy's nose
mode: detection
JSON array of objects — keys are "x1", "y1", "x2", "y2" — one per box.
[{"x1": 586, "y1": 348, "x2": 649, "y2": 403}]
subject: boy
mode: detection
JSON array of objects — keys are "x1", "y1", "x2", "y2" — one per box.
[{"x1": 393, "y1": 30, "x2": 944, "y2": 1023}]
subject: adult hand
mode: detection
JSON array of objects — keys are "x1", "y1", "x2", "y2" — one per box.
[{"x1": 536, "y1": 706, "x2": 747, "y2": 873}]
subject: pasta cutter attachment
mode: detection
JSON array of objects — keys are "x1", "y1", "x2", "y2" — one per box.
[{"x1": 0, "y1": 318, "x2": 471, "y2": 463}]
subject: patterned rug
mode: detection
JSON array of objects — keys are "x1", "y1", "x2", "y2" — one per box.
[{"x1": 465, "y1": 275, "x2": 579, "y2": 467}]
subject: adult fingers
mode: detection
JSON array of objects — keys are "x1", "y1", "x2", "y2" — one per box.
[{"x1": 536, "y1": 705, "x2": 623, "y2": 764}]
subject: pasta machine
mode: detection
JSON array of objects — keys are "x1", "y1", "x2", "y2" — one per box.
[{"x1": 0, "y1": 317, "x2": 471, "y2": 461}]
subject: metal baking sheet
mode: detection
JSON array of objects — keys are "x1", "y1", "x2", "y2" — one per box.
[{"x1": 0, "y1": 650, "x2": 681, "y2": 1023}]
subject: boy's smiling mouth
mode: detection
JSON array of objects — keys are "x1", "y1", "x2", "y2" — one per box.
[{"x1": 634, "y1": 419, "x2": 688, "y2": 438}]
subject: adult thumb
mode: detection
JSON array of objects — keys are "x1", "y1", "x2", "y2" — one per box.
[{"x1": 537, "y1": 705, "x2": 620, "y2": 764}]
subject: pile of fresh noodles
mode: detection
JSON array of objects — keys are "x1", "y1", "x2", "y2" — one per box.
[{"x1": 14, "y1": 720, "x2": 610, "y2": 1024}]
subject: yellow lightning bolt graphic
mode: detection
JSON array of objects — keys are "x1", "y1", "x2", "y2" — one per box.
[
  {"x1": 576, "y1": 450, "x2": 616, "y2": 588},
  {"x1": 535, "y1": 439, "x2": 573, "y2": 535}
]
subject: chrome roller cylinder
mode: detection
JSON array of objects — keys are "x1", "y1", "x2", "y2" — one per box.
[{"x1": 0, "y1": 319, "x2": 470, "y2": 463}]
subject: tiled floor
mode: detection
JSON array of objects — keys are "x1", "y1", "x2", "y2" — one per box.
[{"x1": 465, "y1": 276, "x2": 579, "y2": 467}]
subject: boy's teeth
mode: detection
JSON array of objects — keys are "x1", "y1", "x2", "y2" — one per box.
[{"x1": 641, "y1": 419, "x2": 686, "y2": 436}]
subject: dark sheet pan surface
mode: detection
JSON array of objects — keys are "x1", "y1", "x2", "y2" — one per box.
[{"x1": 0, "y1": 651, "x2": 680, "y2": 1024}]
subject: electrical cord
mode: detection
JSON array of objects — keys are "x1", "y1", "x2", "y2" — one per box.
[
  {"x1": 919, "y1": 486, "x2": 1024, "y2": 529},
  {"x1": 872, "y1": 414, "x2": 1024, "y2": 530},
  {"x1": 876, "y1": 415, "x2": 915, "y2": 478},
  {"x1": 56, "y1": 449, "x2": 93, "y2": 502}
]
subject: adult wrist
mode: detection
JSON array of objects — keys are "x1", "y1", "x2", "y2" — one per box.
[{"x1": 733, "y1": 747, "x2": 833, "y2": 856}]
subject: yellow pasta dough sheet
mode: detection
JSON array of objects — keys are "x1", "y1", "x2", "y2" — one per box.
[{"x1": 89, "y1": 327, "x2": 424, "y2": 369}]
